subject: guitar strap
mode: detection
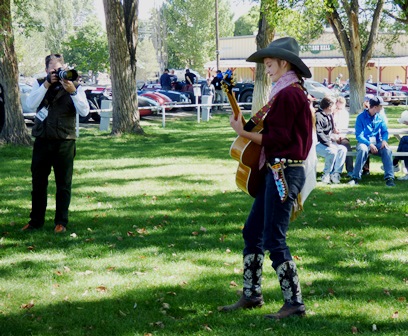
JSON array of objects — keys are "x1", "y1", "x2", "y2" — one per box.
[{"x1": 243, "y1": 97, "x2": 275, "y2": 131}]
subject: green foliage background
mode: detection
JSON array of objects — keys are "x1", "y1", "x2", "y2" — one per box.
[{"x1": 162, "y1": 0, "x2": 234, "y2": 71}]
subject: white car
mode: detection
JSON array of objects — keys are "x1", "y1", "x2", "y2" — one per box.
[
  {"x1": 19, "y1": 83, "x2": 36, "y2": 119},
  {"x1": 304, "y1": 80, "x2": 335, "y2": 102}
]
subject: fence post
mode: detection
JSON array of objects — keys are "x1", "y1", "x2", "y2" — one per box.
[
  {"x1": 193, "y1": 84, "x2": 201, "y2": 123},
  {"x1": 195, "y1": 96, "x2": 200, "y2": 123},
  {"x1": 76, "y1": 113, "x2": 79, "y2": 137},
  {"x1": 100, "y1": 100, "x2": 113, "y2": 131},
  {"x1": 162, "y1": 106, "x2": 166, "y2": 128}
]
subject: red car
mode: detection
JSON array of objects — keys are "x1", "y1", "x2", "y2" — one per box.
[
  {"x1": 139, "y1": 91, "x2": 174, "y2": 111},
  {"x1": 138, "y1": 96, "x2": 161, "y2": 116}
]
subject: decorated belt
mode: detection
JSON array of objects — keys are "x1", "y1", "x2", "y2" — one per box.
[{"x1": 273, "y1": 158, "x2": 304, "y2": 165}]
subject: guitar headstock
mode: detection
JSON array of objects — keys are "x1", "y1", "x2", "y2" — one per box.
[{"x1": 221, "y1": 69, "x2": 235, "y2": 94}]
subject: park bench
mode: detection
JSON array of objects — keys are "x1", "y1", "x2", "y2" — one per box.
[{"x1": 344, "y1": 130, "x2": 408, "y2": 160}]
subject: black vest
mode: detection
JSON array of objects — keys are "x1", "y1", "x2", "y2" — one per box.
[{"x1": 32, "y1": 79, "x2": 78, "y2": 139}]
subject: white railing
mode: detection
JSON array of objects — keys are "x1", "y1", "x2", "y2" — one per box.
[{"x1": 77, "y1": 101, "x2": 252, "y2": 132}]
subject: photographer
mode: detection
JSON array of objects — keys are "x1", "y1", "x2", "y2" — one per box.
[{"x1": 22, "y1": 54, "x2": 89, "y2": 233}]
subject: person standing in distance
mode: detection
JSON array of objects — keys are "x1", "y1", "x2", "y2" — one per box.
[
  {"x1": 219, "y1": 37, "x2": 313, "y2": 319},
  {"x1": 211, "y1": 70, "x2": 225, "y2": 111},
  {"x1": 185, "y1": 69, "x2": 197, "y2": 87},
  {"x1": 22, "y1": 54, "x2": 89, "y2": 233},
  {"x1": 160, "y1": 68, "x2": 172, "y2": 90}
]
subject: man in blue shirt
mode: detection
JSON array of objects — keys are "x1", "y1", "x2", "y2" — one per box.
[
  {"x1": 349, "y1": 96, "x2": 395, "y2": 187},
  {"x1": 160, "y1": 69, "x2": 172, "y2": 90}
]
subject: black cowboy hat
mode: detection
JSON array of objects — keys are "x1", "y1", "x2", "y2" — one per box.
[{"x1": 246, "y1": 37, "x2": 312, "y2": 78}]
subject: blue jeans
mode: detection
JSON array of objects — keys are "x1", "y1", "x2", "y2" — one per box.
[
  {"x1": 316, "y1": 142, "x2": 347, "y2": 175},
  {"x1": 395, "y1": 136, "x2": 408, "y2": 168},
  {"x1": 243, "y1": 165, "x2": 305, "y2": 270},
  {"x1": 351, "y1": 142, "x2": 394, "y2": 180}
]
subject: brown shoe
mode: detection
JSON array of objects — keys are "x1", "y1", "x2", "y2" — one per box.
[
  {"x1": 264, "y1": 302, "x2": 306, "y2": 320},
  {"x1": 54, "y1": 224, "x2": 66, "y2": 233},
  {"x1": 218, "y1": 295, "x2": 264, "y2": 312},
  {"x1": 21, "y1": 224, "x2": 37, "y2": 231}
]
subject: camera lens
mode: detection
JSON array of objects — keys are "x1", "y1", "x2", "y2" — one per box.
[{"x1": 57, "y1": 69, "x2": 79, "y2": 81}]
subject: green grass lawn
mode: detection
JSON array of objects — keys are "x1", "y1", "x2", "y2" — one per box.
[{"x1": 0, "y1": 107, "x2": 407, "y2": 336}]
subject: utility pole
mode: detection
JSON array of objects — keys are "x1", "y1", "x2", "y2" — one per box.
[{"x1": 215, "y1": 0, "x2": 220, "y2": 70}]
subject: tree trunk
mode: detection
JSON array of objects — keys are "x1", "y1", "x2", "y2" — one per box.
[
  {"x1": 0, "y1": 0, "x2": 32, "y2": 145},
  {"x1": 251, "y1": 0, "x2": 275, "y2": 115},
  {"x1": 103, "y1": 0, "x2": 144, "y2": 135},
  {"x1": 327, "y1": 0, "x2": 385, "y2": 114}
]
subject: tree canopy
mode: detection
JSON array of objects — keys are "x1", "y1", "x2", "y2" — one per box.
[
  {"x1": 60, "y1": 17, "x2": 110, "y2": 76},
  {"x1": 161, "y1": 0, "x2": 234, "y2": 72},
  {"x1": 234, "y1": 6, "x2": 259, "y2": 36},
  {"x1": 13, "y1": 0, "x2": 107, "y2": 77}
]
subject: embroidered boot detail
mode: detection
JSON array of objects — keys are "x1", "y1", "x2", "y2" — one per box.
[
  {"x1": 243, "y1": 253, "x2": 264, "y2": 298},
  {"x1": 265, "y1": 260, "x2": 306, "y2": 319},
  {"x1": 219, "y1": 254, "x2": 264, "y2": 312}
]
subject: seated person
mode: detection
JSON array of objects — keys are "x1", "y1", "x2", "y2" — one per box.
[
  {"x1": 348, "y1": 96, "x2": 395, "y2": 187},
  {"x1": 393, "y1": 111, "x2": 408, "y2": 180},
  {"x1": 361, "y1": 95, "x2": 389, "y2": 175},
  {"x1": 332, "y1": 96, "x2": 353, "y2": 176},
  {"x1": 316, "y1": 97, "x2": 347, "y2": 184}
]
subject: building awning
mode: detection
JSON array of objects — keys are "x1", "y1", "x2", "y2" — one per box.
[{"x1": 204, "y1": 56, "x2": 408, "y2": 69}]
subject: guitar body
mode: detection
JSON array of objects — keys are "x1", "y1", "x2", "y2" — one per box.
[{"x1": 230, "y1": 135, "x2": 263, "y2": 198}]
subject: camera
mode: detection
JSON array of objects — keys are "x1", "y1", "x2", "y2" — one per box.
[
  {"x1": 47, "y1": 68, "x2": 79, "y2": 82},
  {"x1": 55, "y1": 68, "x2": 79, "y2": 81}
]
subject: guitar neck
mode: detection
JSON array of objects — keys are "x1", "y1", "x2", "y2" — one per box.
[{"x1": 225, "y1": 91, "x2": 246, "y2": 125}]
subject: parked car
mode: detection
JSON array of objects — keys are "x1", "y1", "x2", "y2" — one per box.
[
  {"x1": 340, "y1": 82, "x2": 402, "y2": 106},
  {"x1": 81, "y1": 86, "x2": 113, "y2": 122},
  {"x1": 371, "y1": 83, "x2": 406, "y2": 105},
  {"x1": 138, "y1": 96, "x2": 160, "y2": 116},
  {"x1": 304, "y1": 80, "x2": 335, "y2": 104},
  {"x1": 156, "y1": 90, "x2": 191, "y2": 106},
  {"x1": 20, "y1": 83, "x2": 36, "y2": 120},
  {"x1": 79, "y1": 86, "x2": 160, "y2": 122},
  {"x1": 365, "y1": 83, "x2": 395, "y2": 104},
  {"x1": 139, "y1": 83, "x2": 194, "y2": 111},
  {"x1": 139, "y1": 91, "x2": 174, "y2": 111},
  {"x1": 141, "y1": 83, "x2": 162, "y2": 91},
  {"x1": 231, "y1": 82, "x2": 254, "y2": 110},
  {"x1": 393, "y1": 84, "x2": 408, "y2": 93}
]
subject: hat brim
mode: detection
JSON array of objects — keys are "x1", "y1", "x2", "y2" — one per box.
[{"x1": 246, "y1": 47, "x2": 312, "y2": 78}]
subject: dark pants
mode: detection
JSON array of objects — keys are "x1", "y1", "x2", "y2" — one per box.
[
  {"x1": 339, "y1": 138, "x2": 354, "y2": 173},
  {"x1": 243, "y1": 164, "x2": 305, "y2": 270},
  {"x1": 393, "y1": 135, "x2": 408, "y2": 168},
  {"x1": 29, "y1": 138, "x2": 76, "y2": 228}
]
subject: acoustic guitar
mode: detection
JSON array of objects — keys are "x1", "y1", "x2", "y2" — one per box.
[{"x1": 222, "y1": 73, "x2": 264, "y2": 198}]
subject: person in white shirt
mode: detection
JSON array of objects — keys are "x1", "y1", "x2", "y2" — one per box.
[
  {"x1": 316, "y1": 97, "x2": 347, "y2": 184},
  {"x1": 22, "y1": 53, "x2": 89, "y2": 233},
  {"x1": 394, "y1": 75, "x2": 403, "y2": 87},
  {"x1": 332, "y1": 96, "x2": 353, "y2": 175}
]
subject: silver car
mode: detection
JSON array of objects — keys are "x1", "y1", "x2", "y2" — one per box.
[
  {"x1": 20, "y1": 83, "x2": 36, "y2": 119},
  {"x1": 304, "y1": 80, "x2": 335, "y2": 103}
]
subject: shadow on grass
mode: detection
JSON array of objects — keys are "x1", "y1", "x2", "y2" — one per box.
[
  {"x1": 1, "y1": 114, "x2": 407, "y2": 335},
  {"x1": 0, "y1": 274, "x2": 407, "y2": 336}
]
